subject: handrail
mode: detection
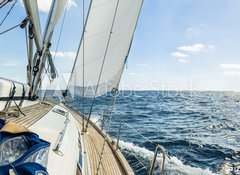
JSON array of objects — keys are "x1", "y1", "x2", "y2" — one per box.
[
  {"x1": 116, "y1": 119, "x2": 122, "y2": 150},
  {"x1": 117, "y1": 120, "x2": 168, "y2": 174},
  {"x1": 149, "y1": 145, "x2": 166, "y2": 175},
  {"x1": 53, "y1": 112, "x2": 69, "y2": 153}
]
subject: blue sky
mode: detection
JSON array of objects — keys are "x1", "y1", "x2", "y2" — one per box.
[{"x1": 0, "y1": 0, "x2": 240, "y2": 91}]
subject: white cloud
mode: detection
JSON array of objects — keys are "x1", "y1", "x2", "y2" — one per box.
[
  {"x1": 137, "y1": 63, "x2": 148, "y2": 67},
  {"x1": 220, "y1": 64, "x2": 240, "y2": 70},
  {"x1": 178, "y1": 59, "x2": 189, "y2": 63},
  {"x1": 51, "y1": 51, "x2": 76, "y2": 59},
  {"x1": 177, "y1": 43, "x2": 205, "y2": 53},
  {"x1": 207, "y1": 45, "x2": 215, "y2": 49},
  {"x1": 187, "y1": 27, "x2": 201, "y2": 36},
  {"x1": 220, "y1": 64, "x2": 240, "y2": 77},
  {"x1": 21, "y1": 0, "x2": 77, "y2": 13},
  {"x1": 171, "y1": 52, "x2": 189, "y2": 58},
  {"x1": 67, "y1": 0, "x2": 77, "y2": 9},
  {"x1": 223, "y1": 71, "x2": 240, "y2": 77},
  {"x1": 171, "y1": 43, "x2": 214, "y2": 63},
  {"x1": 2, "y1": 60, "x2": 21, "y2": 67},
  {"x1": 129, "y1": 72, "x2": 136, "y2": 76},
  {"x1": 186, "y1": 24, "x2": 206, "y2": 37},
  {"x1": 37, "y1": 0, "x2": 51, "y2": 13}
]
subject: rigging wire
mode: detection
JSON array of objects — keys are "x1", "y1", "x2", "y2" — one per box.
[
  {"x1": 121, "y1": 120, "x2": 155, "y2": 145},
  {"x1": 43, "y1": 2, "x2": 69, "y2": 100},
  {"x1": 82, "y1": 0, "x2": 150, "y2": 173},
  {"x1": 86, "y1": 92, "x2": 116, "y2": 129},
  {"x1": 82, "y1": 0, "x2": 85, "y2": 131},
  {"x1": 63, "y1": 0, "x2": 93, "y2": 105},
  {"x1": 0, "y1": 0, "x2": 16, "y2": 26},
  {"x1": 121, "y1": 120, "x2": 170, "y2": 159},
  {"x1": 0, "y1": 17, "x2": 28, "y2": 36},
  {"x1": 0, "y1": 23, "x2": 20, "y2": 35},
  {"x1": 130, "y1": 152, "x2": 149, "y2": 171},
  {"x1": 53, "y1": 1, "x2": 68, "y2": 62},
  {"x1": 85, "y1": 0, "x2": 120, "y2": 130},
  {"x1": 96, "y1": 89, "x2": 118, "y2": 174},
  {"x1": 64, "y1": 0, "x2": 93, "y2": 96},
  {"x1": 42, "y1": 66, "x2": 51, "y2": 99}
]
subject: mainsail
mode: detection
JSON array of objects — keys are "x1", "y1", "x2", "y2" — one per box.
[{"x1": 69, "y1": 0, "x2": 143, "y2": 97}]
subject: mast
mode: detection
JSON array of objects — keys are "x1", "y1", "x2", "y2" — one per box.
[
  {"x1": 22, "y1": 0, "x2": 43, "y2": 51},
  {"x1": 30, "y1": 0, "x2": 68, "y2": 97},
  {"x1": 22, "y1": 0, "x2": 42, "y2": 87}
]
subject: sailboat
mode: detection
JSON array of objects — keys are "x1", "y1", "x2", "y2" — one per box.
[{"x1": 0, "y1": 0, "x2": 166, "y2": 174}]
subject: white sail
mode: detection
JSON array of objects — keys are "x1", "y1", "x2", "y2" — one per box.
[
  {"x1": 22, "y1": 0, "x2": 43, "y2": 50},
  {"x1": 69, "y1": 0, "x2": 143, "y2": 97},
  {"x1": 43, "y1": 0, "x2": 68, "y2": 41}
]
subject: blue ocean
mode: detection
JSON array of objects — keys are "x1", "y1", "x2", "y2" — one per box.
[{"x1": 47, "y1": 91, "x2": 240, "y2": 175}]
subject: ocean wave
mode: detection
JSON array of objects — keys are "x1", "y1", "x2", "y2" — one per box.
[
  {"x1": 118, "y1": 140, "x2": 218, "y2": 175},
  {"x1": 219, "y1": 162, "x2": 240, "y2": 175},
  {"x1": 47, "y1": 91, "x2": 240, "y2": 174}
]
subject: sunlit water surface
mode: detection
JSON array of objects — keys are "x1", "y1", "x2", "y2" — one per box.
[{"x1": 45, "y1": 91, "x2": 240, "y2": 175}]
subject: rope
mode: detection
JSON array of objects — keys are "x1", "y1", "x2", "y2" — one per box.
[
  {"x1": 10, "y1": 82, "x2": 26, "y2": 116},
  {"x1": 0, "y1": 0, "x2": 16, "y2": 26},
  {"x1": 13, "y1": 100, "x2": 26, "y2": 116}
]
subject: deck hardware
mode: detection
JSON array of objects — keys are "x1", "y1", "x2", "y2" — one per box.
[
  {"x1": 53, "y1": 113, "x2": 69, "y2": 154},
  {"x1": 149, "y1": 145, "x2": 166, "y2": 175},
  {"x1": 116, "y1": 119, "x2": 122, "y2": 150}
]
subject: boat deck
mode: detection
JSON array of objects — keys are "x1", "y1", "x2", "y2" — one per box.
[
  {"x1": 1, "y1": 101, "x2": 53, "y2": 127},
  {"x1": 69, "y1": 107, "x2": 134, "y2": 175},
  {"x1": 0, "y1": 101, "x2": 134, "y2": 175}
]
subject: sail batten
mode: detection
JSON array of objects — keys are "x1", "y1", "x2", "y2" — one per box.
[{"x1": 69, "y1": 0, "x2": 143, "y2": 97}]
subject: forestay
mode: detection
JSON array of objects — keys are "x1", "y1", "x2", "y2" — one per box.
[{"x1": 69, "y1": 0, "x2": 143, "y2": 97}]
